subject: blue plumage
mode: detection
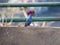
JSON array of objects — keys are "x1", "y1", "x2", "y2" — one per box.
[{"x1": 25, "y1": 14, "x2": 32, "y2": 27}]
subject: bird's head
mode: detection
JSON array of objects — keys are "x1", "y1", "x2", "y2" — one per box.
[{"x1": 27, "y1": 9, "x2": 35, "y2": 16}]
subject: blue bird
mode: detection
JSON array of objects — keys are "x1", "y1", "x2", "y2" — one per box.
[
  {"x1": 25, "y1": 14, "x2": 32, "y2": 27},
  {"x1": 25, "y1": 10, "x2": 35, "y2": 27}
]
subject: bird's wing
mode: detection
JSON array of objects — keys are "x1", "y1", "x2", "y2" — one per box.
[{"x1": 25, "y1": 14, "x2": 32, "y2": 27}]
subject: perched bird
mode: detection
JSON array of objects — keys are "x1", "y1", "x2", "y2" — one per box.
[{"x1": 25, "y1": 10, "x2": 35, "y2": 27}]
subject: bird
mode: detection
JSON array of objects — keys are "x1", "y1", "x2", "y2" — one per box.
[{"x1": 25, "y1": 10, "x2": 35, "y2": 27}]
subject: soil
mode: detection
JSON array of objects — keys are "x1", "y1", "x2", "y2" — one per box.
[{"x1": 0, "y1": 27, "x2": 60, "y2": 45}]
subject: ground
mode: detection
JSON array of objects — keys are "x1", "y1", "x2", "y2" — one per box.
[{"x1": 0, "y1": 27, "x2": 60, "y2": 45}]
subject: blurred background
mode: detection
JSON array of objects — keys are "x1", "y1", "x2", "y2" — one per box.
[{"x1": 0, "y1": 0, "x2": 60, "y2": 27}]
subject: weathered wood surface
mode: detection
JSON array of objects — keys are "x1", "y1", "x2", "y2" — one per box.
[{"x1": 0, "y1": 27, "x2": 60, "y2": 45}]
